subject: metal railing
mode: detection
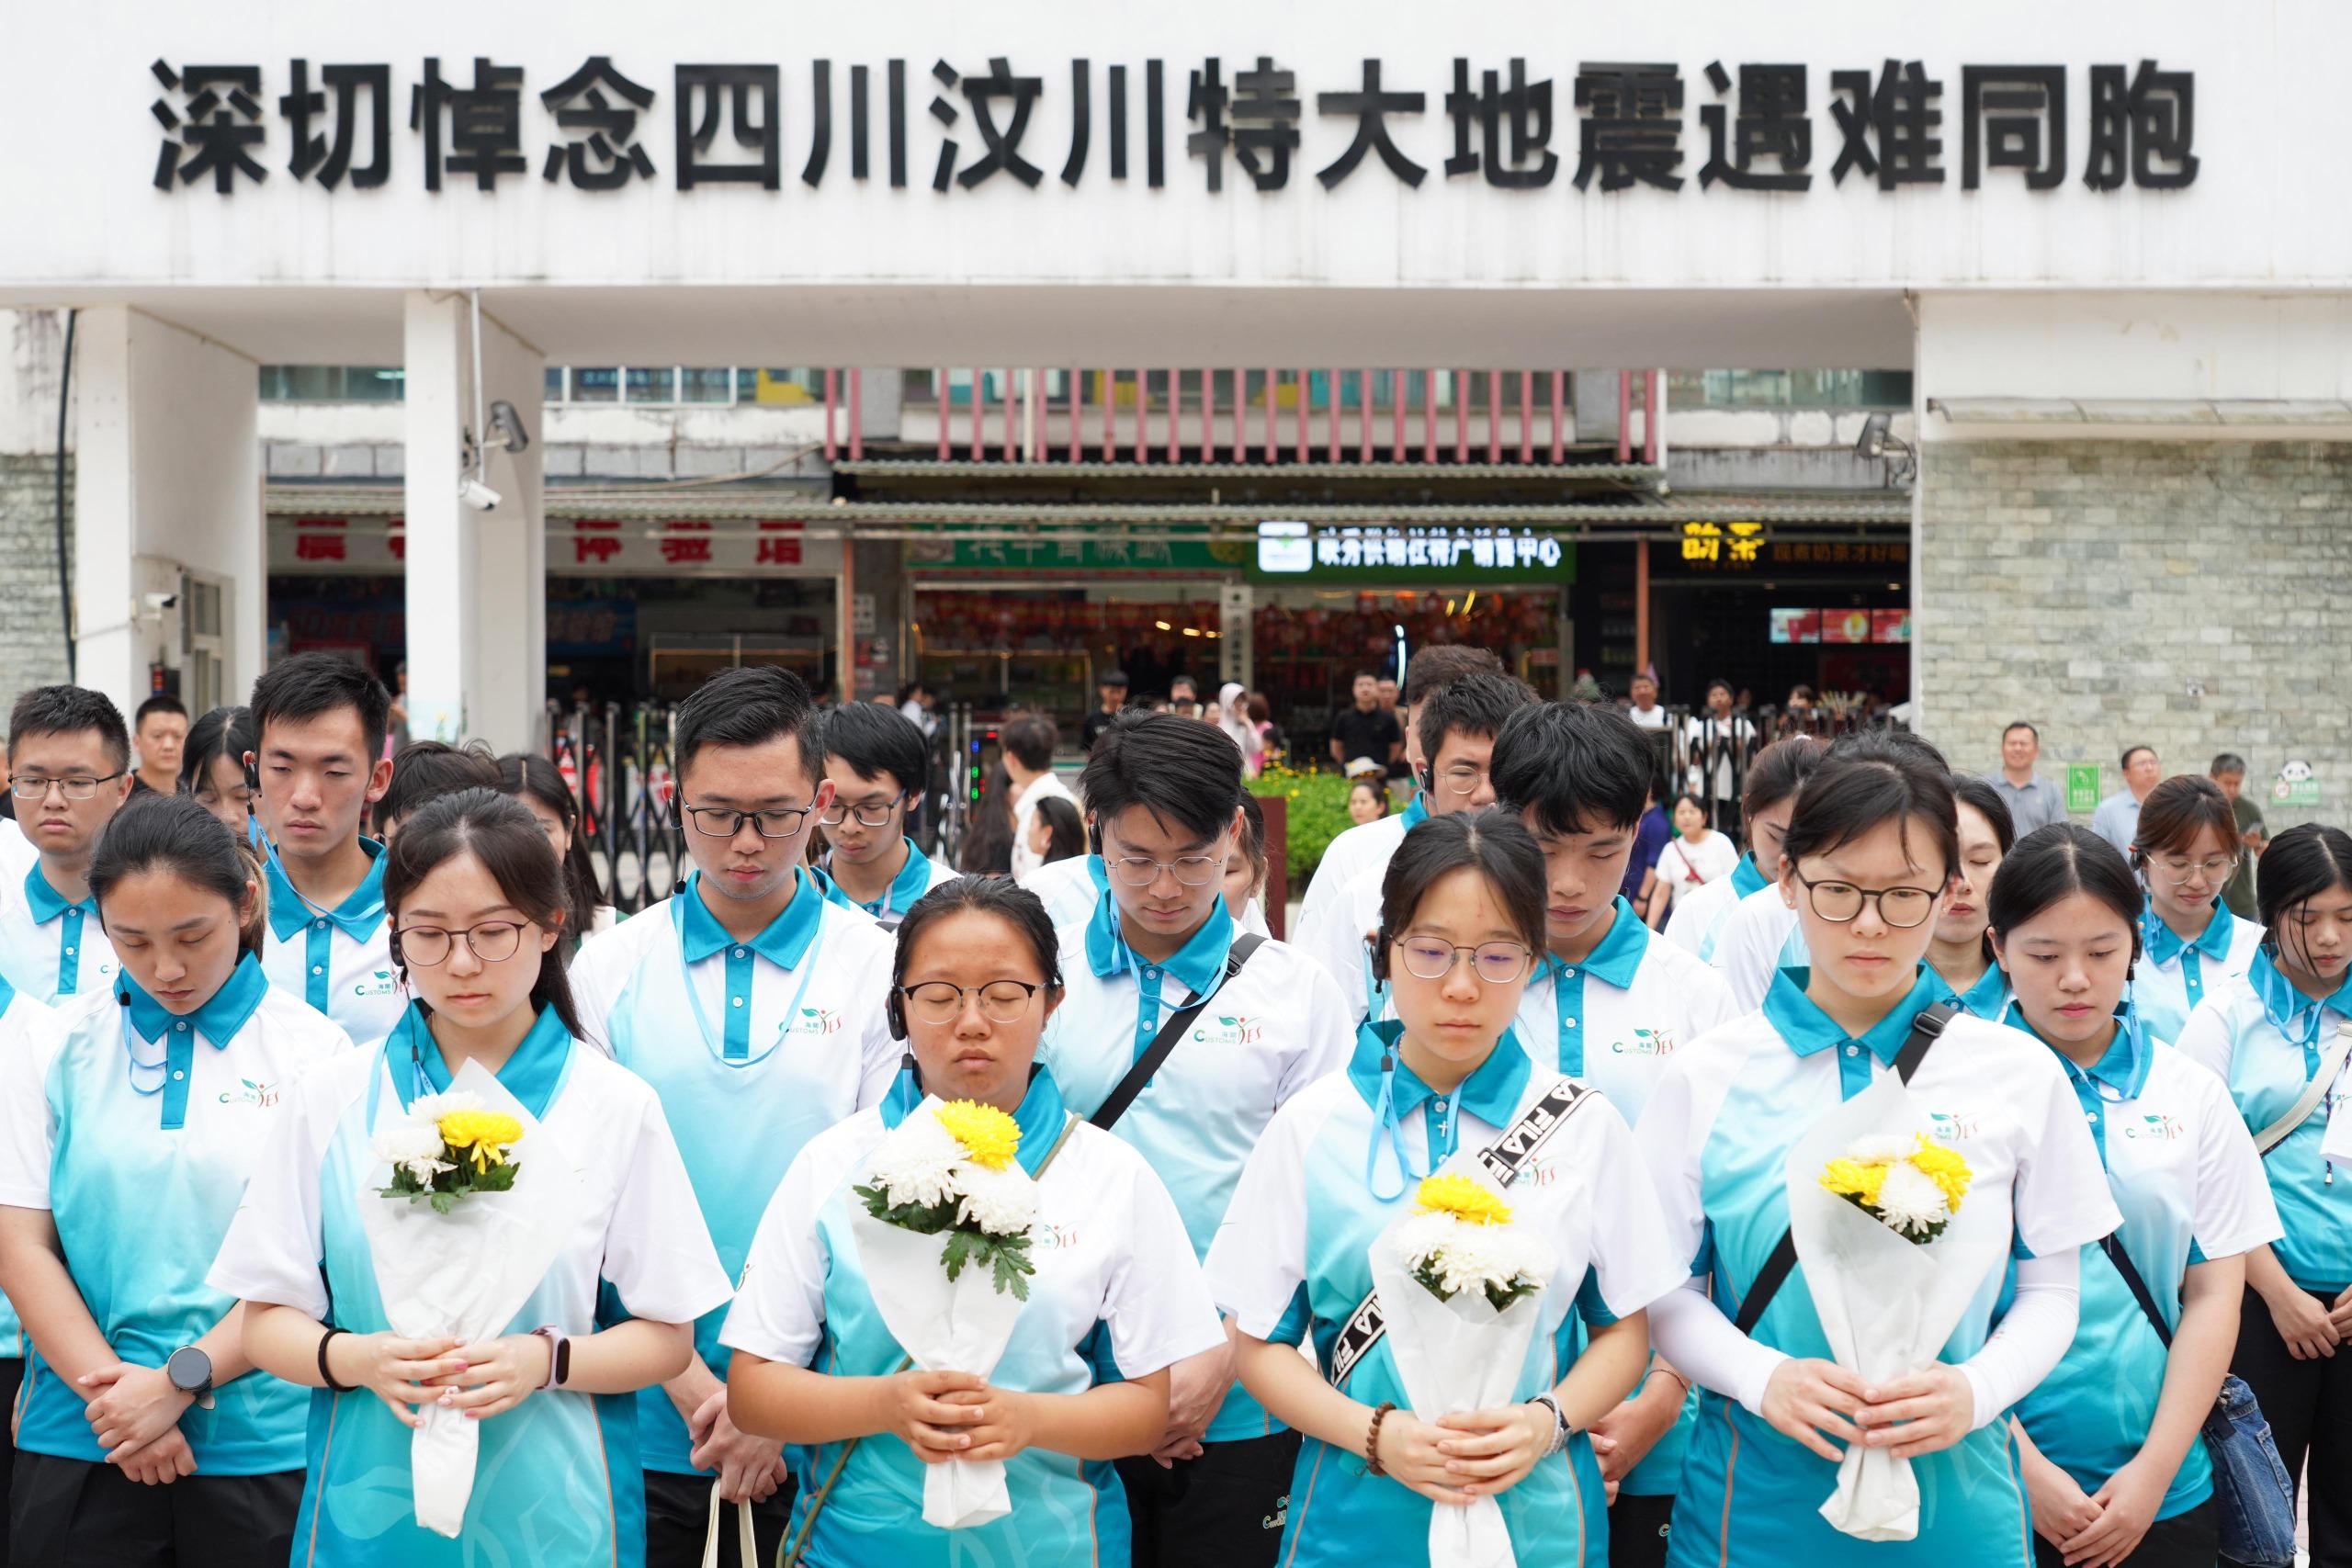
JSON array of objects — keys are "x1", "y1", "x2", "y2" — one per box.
[{"x1": 546, "y1": 701, "x2": 686, "y2": 916}]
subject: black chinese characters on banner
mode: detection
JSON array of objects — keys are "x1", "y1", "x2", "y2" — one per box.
[{"x1": 147, "y1": 55, "x2": 2199, "y2": 197}]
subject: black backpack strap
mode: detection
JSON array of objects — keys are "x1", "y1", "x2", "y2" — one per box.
[
  {"x1": 1733, "y1": 1002, "x2": 1960, "y2": 1337},
  {"x1": 2099, "y1": 1233, "x2": 2176, "y2": 1350},
  {"x1": 1091, "y1": 933, "x2": 1267, "y2": 1132}
]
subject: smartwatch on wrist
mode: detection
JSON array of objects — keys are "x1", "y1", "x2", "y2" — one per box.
[
  {"x1": 166, "y1": 1345, "x2": 216, "y2": 1412},
  {"x1": 529, "y1": 1326, "x2": 571, "y2": 1391}
]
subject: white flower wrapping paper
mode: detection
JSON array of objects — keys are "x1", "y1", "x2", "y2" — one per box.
[
  {"x1": 1367, "y1": 1158, "x2": 1557, "y2": 1568},
  {"x1": 357, "y1": 1061, "x2": 581, "y2": 1538},
  {"x1": 1782, "y1": 1072, "x2": 2008, "y2": 1541},
  {"x1": 847, "y1": 1096, "x2": 1042, "y2": 1530}
]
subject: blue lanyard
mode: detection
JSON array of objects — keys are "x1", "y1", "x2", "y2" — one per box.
[
  {"x1": 119, "y1": 1003, "x2": 169, "y2": 1098},
  {"x1": 667, "y1": 895, "x2": 828, "y2": 1067}
]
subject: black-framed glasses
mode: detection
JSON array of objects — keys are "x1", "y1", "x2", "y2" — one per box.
[
  {"x1": 1792, "y1": 872, "x2": 1939, "y2": 929},
  {"x1": 9, "y1": 772, "x2": 125, "y2": 802},
  {"x1": 898, "y1": 979, "x2": 1047, "y2": 1025},
  {"x1": 1391, "y1": 937, "x2": 1535, "y2": 986},
  {"x1": 819, "y1": 790, "x2": 914, "y2": 829},
  {"x1": 395, "y1": 921, "x2": 527, "y2": 966},
  {"x1": 680, "y1": 802, "x2": 817, "y2": 840}
]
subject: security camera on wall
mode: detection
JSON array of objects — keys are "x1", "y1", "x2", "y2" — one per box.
[
  {"x1": 487, "y1": 399, "x2": 530, "y2": 454},
  {"x1": 458, "y1": 477, "x2": 503, "y2": 512}
]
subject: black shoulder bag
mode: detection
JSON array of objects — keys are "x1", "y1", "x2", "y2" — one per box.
[{"x1": 1091, "y1": 933, "x2": 1266, "y2": 1131}]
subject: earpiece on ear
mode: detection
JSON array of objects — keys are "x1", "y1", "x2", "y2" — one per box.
[
  {"x1": 886, "y1": 993, "x2": 908, "y2": 1042},
  {"x1": 1367, "y1": 926, "x2": 1391, "y2": 986}
]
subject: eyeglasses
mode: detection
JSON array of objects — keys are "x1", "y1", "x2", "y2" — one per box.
[
  {"x1": 396, "y1": 921, "x2": 527, "y2": 966},
  {"x1": 2151, "y1": 854, "x2": 2237, "y2": 886},
  {"x1": 9, "y1": 772, "x2": 125, "y2": 802},
  {"x1": 1391, "y1": 937, "x2": 1535, "y2": 986},
  {"x1": 681, "y1": 802, "x2": 816, "y2": 840},
  {"x1": 1429, "y1": 764, "x2": 1488, "y2": 798},
  {"x1": 1105, "y1": 852, "x2": 1224, "y2": 887},
  {"x1": 898, "y1": 979, "x2": 1047, "y2": 1025},
  {"x1": 1792, "y1": 872, "x2": 1939, "y2": 929},
  {"x1": 819, "y1": 790, "x2": 913, "y2": 829}
]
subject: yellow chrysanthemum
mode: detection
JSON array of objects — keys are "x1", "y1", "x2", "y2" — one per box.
[
  {"x1": 934, "y1": 1100, "x2": 1023, "y2": 1171},
  {"x1": 1906, "y1": 1138, "x2": 1973, "y2": 1215},
  {"x1": 1413, "y1": 1173, "x2": 1514, "y2": 1226},
  {"x1": 1818, "y1": 1158, "x2": 1887, "y2": 1208},
  {"x1": 436, "y1": 1110, "x2": 524, "y2": 1174}
]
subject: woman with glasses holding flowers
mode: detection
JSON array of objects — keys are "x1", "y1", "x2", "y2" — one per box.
[
  {"x1": 2126, "y1": 775, "x2": 2266, "y2": 1047},
  {"x1": 722, "y1": 875, "x2": 1224, "y2": 1568},
  {"x1": 210, "y1": 787, "x2": 729, "y2": 1567},
  {"x1": 1636, "y1": 731, "x2": 2120, "y2": 1568},
  {"x1": 1207, "y1": 808, "x2": 1684, "y2": 1568}
]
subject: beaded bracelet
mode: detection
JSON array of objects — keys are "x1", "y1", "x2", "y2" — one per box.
[{"x1": 1365, "y1": 1400, "x2": 1398, "y2": 1476}]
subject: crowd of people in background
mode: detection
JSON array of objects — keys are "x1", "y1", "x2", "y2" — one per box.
[{"x1": 0, "y1": 648, "x2": 2335, "y2": 1568}]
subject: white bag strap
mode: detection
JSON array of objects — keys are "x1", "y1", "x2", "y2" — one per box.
[
  {"x1": 2255, "y1": 1019, "x2": 2352, "y2": 1156},
  {"x1": 701, "y1": 1480, "x2": 759, "y2": 1568}
]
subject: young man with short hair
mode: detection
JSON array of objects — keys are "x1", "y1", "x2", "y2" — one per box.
[
  {"x1": 1040, "y1": 713, "x2": 1351, "y2": 1568},
  {"x1": 1080, "y1": 669, "x2": 1133, "y2": 753},
  {"x1": 812, "y1": 701, "x2": 958, "y2": 930},
  {"x1": 1003, "y1": 713, "x2": 1076, "y2": 879},
  {"x1": 246, "y1": 654, "x2": 403, "y2": 1043},
  {"x1": 1298, "y1": 644, "x2": 1500, "y2": 931},
  {"x1": 571, "y1": 665, "x2": 899, "y2": 1568},
  {"x1": 1681, "y1": 677, "x2": 1755, "y2": 834},
  {"x1": 2211, "y1": 750, "x2": 2267, "y2": 919},
  {"x1": 1488, "y1": 698, "x2": 1737, "y2": 1568},
  {"x1": 0, "y1": 687, "x2": 132, "y2": 1002},
  {"x1": 1987, "y1": 719, "x2": 2066, "y2": 835},
  {"x1": 130, "y1": 694, "x2": 188, "y2": 796},
  {"x1": 1296, "y1": 671, "x2": 1540, "y2": 1020},
  {"x1": 1326, "y1": 670, "x2": 1402, "y2": 773}
]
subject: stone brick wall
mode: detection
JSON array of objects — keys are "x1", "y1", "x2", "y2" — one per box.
[
  {"x1": 1917, "y1": 439, "x2": 2352, "y2": 831},
  {"x1": 0, "y1": 452, "x2": 72, "y2": 693}
]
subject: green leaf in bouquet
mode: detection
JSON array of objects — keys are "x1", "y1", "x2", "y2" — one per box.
[
  {"x1": 940, "y1": 1226, "x2": 980, "y2": 1281},
  {"x1": 854, "y1": 1183, "x2": 957, "y2": 1235}
]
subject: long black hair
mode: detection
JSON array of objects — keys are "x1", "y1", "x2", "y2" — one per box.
[
  {"x1": 382, "y1": 787, "x2": 582, "y2": 1038},
  {"x1": 886, "y1": 875, "x2": 1063, "y2": 1043},
  {"x1": 89, "y1": 793, "x2": 268, "y2": 958},
  {"x1": 177, "y1": 705, "x2": 257, "y2": 795},
  {"x1": 2256, "y1": 824, "x2": 2352, "y2": 977},
  {"x1": 956, "y1": 760, "x2": 1020, "y2": 874},
  {"x1": 497, "y1": 752, "x2": 607, "y2": 950},
  {"x1": 1951, "y1": 774, "x2": 2018, "y2": 856},
  {"x1": 1780, "y1": 730, "x2": 1960, "y2": 888},
  {"x1": 1369, "y1": 810, "x2": 1547, "y2": 986},
  {"x1": 1032, "y1": 795, "x2": 1086, "y2": 865},
  {"x1": 1986, "y1": 824, "x2": 2144, "y2": 978}
]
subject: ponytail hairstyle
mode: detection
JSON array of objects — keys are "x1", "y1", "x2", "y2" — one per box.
[
  {"x1": 1369, "y1": 809, "x2": 1546, "y2": 986},
  {"x1": 383, "y1": 787, "x2": 582, "y2": 1038},
  {"x1": 1031, "y1": 795, "x2": 1087, "y2": 865},
  {"x1": 1780, "y1": 729, "x2": 1960, "y2": 889},
  {"x1": 89, "y1": 792, "x2": 267, "y2": 958},
  {"x1": 496, "y1": 752, "x2": 607, "y2": 950},
  {"x1": 1985, "y1": 823, "x2": 2144, "y2": 977},
  {"x1": 2256, "y1": 824, "x2": 2352, "y2": 978},
  {"x1": 887, "y1": 875, "x2": 1062, "y2": 1043},
  {"x1": 2130, "y1": 774, "x2": 2239, "y2": 872}
]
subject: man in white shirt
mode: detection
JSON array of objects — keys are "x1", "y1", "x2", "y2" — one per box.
[
  {"x1": 1682, "y1": 678, "x2": 1757, "y2": 836},
  {"x1": 2092, "y1": 743, "x2": 2162, "y2": 855},
  {"x1": 0, "y1": 687, "x2": 133, "y2": 1004},
  {"x1": 1004, "y1": 713, "x2": 1077, "y2": 879},
  {"x1": 1626, "y1": 671, "x2": 1672, "y2": 730},
  {"x1": 1296, "y1": 671, "x2": 1540, "y2": 1017},
  {"x1": 1296, "y1": 644, "x2": 1500, "y2": 931}
]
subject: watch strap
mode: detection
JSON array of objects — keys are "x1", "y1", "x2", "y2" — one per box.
[{"x1": 530, "y1": 1325, "x2": 570, "y2": 1390}]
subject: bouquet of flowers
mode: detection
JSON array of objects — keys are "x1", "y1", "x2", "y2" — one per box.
[
  {"x1": 849, "y1": 1098, "x2": 1044, "y2": 1529},
  {"x1": 359, "y1": 1066, "x2": 578, "y2": 1538},
  {"x1": 1370, "y1": 1168, "x2": 1558, "y2": 1568},
  {"x1": 1784, "y1": 1077, "x2": 2007, "y2": 1542}
]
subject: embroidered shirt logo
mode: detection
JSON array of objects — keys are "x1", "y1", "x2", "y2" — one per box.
[
  {"x1": 1190, "y1": 1015, "x2": 1263, "y2": 1046},
  {"x1": 354, "y1": 968, "x2": 397, "y2": 997},
  {"x1": 1035, "y1": 1223, "x2": 1082, "y2": 1252},
  {"x1": 1608, "y1": 1026, "x2": 1677, "y2": 1057},
  {"x1": 794, "y1": 1006, "x2": 842, "y2": 1035},
  {"x1": 2124, "y1": 1114, "x2": 2185, "y2": 1141},
  {"x1": 217, "y1": 1077, "x2": 279, "y2": 1109},
  {"x1": 1928, "y1": 1111, "x2": 1980, "y2": 1143}
]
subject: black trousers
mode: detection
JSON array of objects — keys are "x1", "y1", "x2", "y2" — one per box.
[
  {"x1": 1116, "y1": 1430, "x2": 1303, "y2": 1568},
  {"x1": 0, "y1": 1359, "x2": 17, "y2": 1568},
  {"x1": 7, "y1": 1450, "x2": 300, "y2": 1568},
  {"x1": 643, "y1": 1467, "x2": 795, "y2": 1568},
  {"x1": 1610, "y1": 1490, "x2": 1676, "y2": 1568},
  {"x1": 2033, "y1": 1499, "x2": 2216, "y2": 1568},
  {"x1": 2233, "y1": 1282, "x2": 2352, "y2": 1566}
]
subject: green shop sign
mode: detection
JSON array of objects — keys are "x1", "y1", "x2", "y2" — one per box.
[{"x1": 907, "y1": 525, "x2": 1574, "y2": 584}]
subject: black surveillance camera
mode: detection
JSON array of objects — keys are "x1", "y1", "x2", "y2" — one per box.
[{"x1": 488, "y1": 400, "x2": 531, "y2": 455}]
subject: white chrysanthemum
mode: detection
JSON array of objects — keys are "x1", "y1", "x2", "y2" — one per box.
[
  {"x1": 1844, "y1": 1134, "x2": 1915, "y2": 1166},
  {"x1": 408, "y1": 1090, "x2": 482, "y2": 1123},
  {"x1": 372, "y1": 1125, "x2": 444, "y2": 1166},
  {"x1": 865, "y1": 1115, "x2": 966, "y2": 1210},
  {"x1": 953, "y1": 1160, "x2": 1039, "y2": 1237},
  {"x1": 1395, "y1": 1212, "x2": 1555, "y2": 1301},
  {"x1": 1873, "y1": 1161, "x2": 1951, "y2": 1237}
]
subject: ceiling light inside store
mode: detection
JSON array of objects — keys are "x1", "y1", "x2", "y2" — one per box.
[{"x1": 1155, "y1": 619, "x2": 1172, "y2": 631}]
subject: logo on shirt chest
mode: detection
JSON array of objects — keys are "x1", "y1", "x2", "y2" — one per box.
[
  {"x1": 354, "y1": 968, "x2": 397, "y2": 998},
  {"x1": 1035, "y1": 1222, "x2": 1082, "y2": 1252},
  {"x1": 793, "y1": 1006, "x2": 842, "y2": 1036},
  {"x1": 2123, "y1": 1114, "x2": 2184, "y2": 1142},
  {"x1": 217, "y1": 1077, "x2": 280, "y2": 1109},
  {"x1": 1928, "y1": 1111, "x2": 1981, "y2": 1144},
  {"x1": 1606, "y1": 1025, "x2": 1677, "y2": 1058},
  {"x1": 1187, "y1": 1014, "x2": 1263, "y2": 1047}
]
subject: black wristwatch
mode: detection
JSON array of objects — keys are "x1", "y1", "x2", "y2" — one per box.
[{"x1": 166, "y1": 1346, "x2": 216, "y2": 1412}]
